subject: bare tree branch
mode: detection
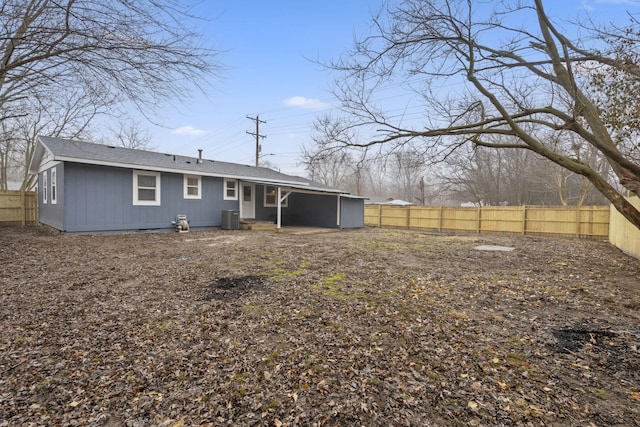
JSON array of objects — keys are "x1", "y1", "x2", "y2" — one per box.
[{"x1": 324, "y1": 0, "x2": 640, "y2": 230}]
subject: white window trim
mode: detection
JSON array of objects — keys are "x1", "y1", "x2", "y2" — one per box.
[
  {"x1": 42, "y1": 171, "x2": 48, "y2": 204},
  {"x1": 51, "y1": 168, "x2": 57, "y2": 205},
  {"x1": 183, "y1": 174, "x2": 202, "y2": 199},
  {"x1": 264, "y1": 185, "x2": 288, "y2": 207},
  {"x1": 223, "y1": 178, "x2": 238, "y2": 200},
  {"x1": 133, "y1": 170, "x2": 161, "y2": 206}
]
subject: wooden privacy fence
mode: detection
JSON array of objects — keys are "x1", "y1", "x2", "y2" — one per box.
[
  {"x1": 0, "y1": 191, "x2": 37, "y2": 226},
  {"x1": 608, "y1": 196, "x2": 640, "y2": 258},
  {"x1": 364, "y1": 205, "x2": 610, "y2": 239}
]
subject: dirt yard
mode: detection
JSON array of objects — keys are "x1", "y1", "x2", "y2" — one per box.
[{"x1": 1, "y1": 226, "x2": 639, "y2": 426}]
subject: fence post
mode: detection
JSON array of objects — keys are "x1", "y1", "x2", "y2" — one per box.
[
  {"x1": 20, "y1": 190, "x2": 25, "y2": 227},
  {"x1": 575, "y1": 206, "x2": 581, "y2": 237},
  {"x1": 378, "y1": 205, "x2": 382, "y2": 227},
  {"x1": 438, "y1": 205, "x2": 443, "y2": 232},
  {"x1": 476, "y1": 206, "x2": 481, "y2": 234},
  {"x1": 407, "y1": 206, "x2": 411, "y2": 229},
  {"x1": 522, "y1": 205, "x2": 527, "y2": 235}
]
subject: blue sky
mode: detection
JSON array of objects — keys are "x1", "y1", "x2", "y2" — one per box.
[{"x1": 143, "y1": 0, "x2": 639, "y2": 176}]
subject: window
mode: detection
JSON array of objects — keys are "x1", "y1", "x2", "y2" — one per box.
[
  {"x1": 51, "y1": 168, "x2": 57, "y2": 204},
  {"x1": 42, "y1": 171, "x2": 48, "y2": 204},
  {"x1": 133, "y1": 170, "x2": 161, "y2": 206},
  {"x1": 223, "y1": 178, "x2": 238, "y2": 200},
  {"x1": 264, "y1": 186, "x2": 288, "y2": 207},
  {"x1": 183, "y1": 175, "x2": 201, "y2": 199}
]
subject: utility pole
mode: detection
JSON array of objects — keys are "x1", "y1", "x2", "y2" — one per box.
[{"x1": 246, "y1": 115, "x2": 266, "y2": 166}]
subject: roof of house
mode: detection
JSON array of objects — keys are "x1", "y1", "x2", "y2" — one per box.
[
  {"x1": 30, "y1": 136, "x2": 343, "y2": 194},
  {"x1": 365, "y1": 197, "x2": 413, "y2": 206}
]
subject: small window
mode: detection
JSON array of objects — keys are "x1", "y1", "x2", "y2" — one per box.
[
  {"x1": 184, "y1": 175, "x2": 201, "y2": 199},
  {"x1": 51, "y1": 168, "x2": 57, "y2": 204},
  {"x1": 42, "y1": 171, "x2": 48, "y2": 204},
  {"x1": 243, "y1": 184, "x2": 252, "y2": 202},
  {"x1": 223, "y1": 178, "x2": 238, "y2": 200},
  {"x1": 133, "y1": 170, "x2": 161, "y2": 206},
  {"x1": 264, "y1": 186, "x2": 288, "y2": 207}
]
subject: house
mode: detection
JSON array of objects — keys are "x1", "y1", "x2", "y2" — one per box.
[{"x1": 28, "y1": 136, "x2": 365, "y2": 233}]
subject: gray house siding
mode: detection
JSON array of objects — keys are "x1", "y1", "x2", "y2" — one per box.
[
  {"x1": 252, "y1": 185, "x2": 276, "y2": 223},
  {"x1": 340, "y1": 196, "x2": 365, "y2": 228},
  {"x1": 250, "y1": 189, "x2": 363, "y2": 228},
  {"x1": 62, "y1": 163, "x2": 238, "y2": 232},
  {"x1": 286, "y1": 193, "x2": 339, "y2": 228},
  {"x1": 38, "y1": 165, "x2": 65, "y2": 230},
  {"x1": 252, "y1": 185, "x2": 298, "y2": 224}
]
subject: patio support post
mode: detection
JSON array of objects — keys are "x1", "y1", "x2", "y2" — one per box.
[
  {"x1": 238, "y1": 181, "x2": 243, "y2": 219},
  {"x1": 276, "y1": 186, "x2": 282, "y2": 229}
]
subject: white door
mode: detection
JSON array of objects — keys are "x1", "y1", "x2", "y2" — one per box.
[{"x1": 241, "y1": 183, "x2": 255, "y2": 219}]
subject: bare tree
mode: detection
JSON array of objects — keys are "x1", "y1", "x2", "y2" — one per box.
[
  {"x1": 101, "y1": 120, "x2": 155, "y2": 151},
  {"x1": 302, "y1": 115, "x2": 362, "y2": 189},
  {"x1": 0, "y1": 0, "x2": 220, "y2": 188},
  {"x1": 328, "y1": 0, "x2": 640, "y2": 229},
  {"x1": 532, "y1": 132, "x2": 610, "y2": 206},
  {"x1": 362, "y1": 159, "x2": 388, "y2": 197},
  {"x1": 389, "y1": 149, "x2": 426, "y2": 202},
  {"x1": 438, "y1": 145, "x2": 534, "y2": 206},
  {"x1": 301, "y1": 147, "x2": 353, "y2": 189},
  {"x1": 0, "y1": 90, "x2": 100, "y2": 190}
]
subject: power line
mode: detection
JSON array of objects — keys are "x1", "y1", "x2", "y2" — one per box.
[{"x1": 246, "y1": 114, "x2": 267, "y2": 167}]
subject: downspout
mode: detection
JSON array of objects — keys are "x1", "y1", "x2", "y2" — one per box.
[{"x1": 336, "y1": 194, "x2": 341, "y2": 228}]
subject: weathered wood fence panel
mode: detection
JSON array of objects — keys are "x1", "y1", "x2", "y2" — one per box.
[
  {"x1": 0, "y1": 191, "x2": 37, "y2": 226},
  {"x1": 609, "y1": 196, "x2": 640, "y2": 259},
  {"x1": 364, "y1": 205, "x2": 610, "y2": 239}
]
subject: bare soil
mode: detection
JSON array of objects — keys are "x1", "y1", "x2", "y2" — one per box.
[{"x1": 1, "y1": 226, "x2": 639, "y2": 426}]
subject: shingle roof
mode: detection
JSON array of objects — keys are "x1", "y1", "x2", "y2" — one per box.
[{"x1": 34, "y1": 136, "x2": 342, "y2": 193}]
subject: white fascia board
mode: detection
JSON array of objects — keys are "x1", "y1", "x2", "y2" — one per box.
[
  {"x1": 339, "y1": 194, "x2": 368, "y2": 200},
  {"x1": 276, "y1": 186, "x2": 346, "y2": 196},
  {"x1": 242, "y1": 180, "x2": 344, "y2": 194},
  {"x1": 28, "y1": 143, "x2": 47, "y2": 174}
]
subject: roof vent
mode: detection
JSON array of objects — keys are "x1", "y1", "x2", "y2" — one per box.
[{"x1": 197, "y1": 149, "x2": 203, "y2": 164}]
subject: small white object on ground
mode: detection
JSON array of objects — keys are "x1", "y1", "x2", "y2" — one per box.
[{"x1": 473, "y1": 245, "x2": 515, "y2": 252}]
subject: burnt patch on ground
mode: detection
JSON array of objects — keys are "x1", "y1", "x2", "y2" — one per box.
[
  {"x1": 551, "y1": 326, "x2": 618, "y2": 353},
  {"x1": 204, "y1": 274, "x2": 268, "y2": 300}
]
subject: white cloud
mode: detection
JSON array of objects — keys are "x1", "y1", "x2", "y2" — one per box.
[
  {"x1": 171, "y1": 125, "x2": 208, "y2": 137},
  {"x1": 283, "y1": 96, "x2": 329, "y2": 110}
]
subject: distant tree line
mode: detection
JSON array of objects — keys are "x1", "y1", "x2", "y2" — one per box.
[{"x1": 301, "y1": 139, "x2": 609, "y2": 206}]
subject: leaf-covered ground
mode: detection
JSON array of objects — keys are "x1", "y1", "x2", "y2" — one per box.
[{"x1": 1, "y1": 226, "x2": 639, "y2": 426}]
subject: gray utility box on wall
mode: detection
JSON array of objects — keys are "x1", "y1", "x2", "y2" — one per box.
[{"x1": 221, "y1": 210, "x2": 240, "y2": 230}]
